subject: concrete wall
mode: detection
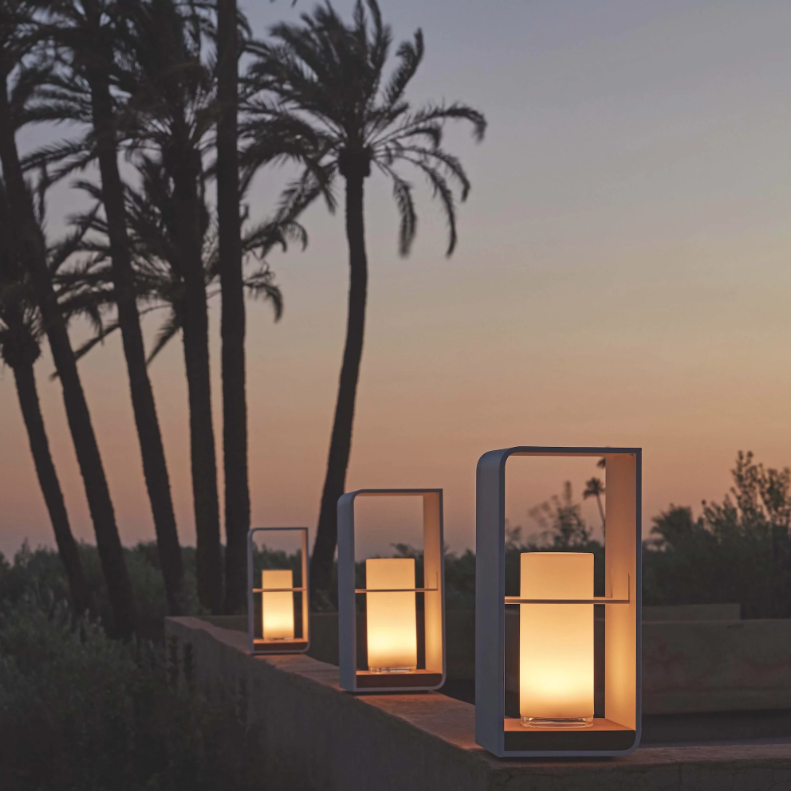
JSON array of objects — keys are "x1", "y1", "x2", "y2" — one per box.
[
  {"x1": 203, "y1": 607, "x2": 791, "y2": 715},
  {"x1": 166, "y1": 617, "x2": 791, "y2": 791},
  {"x1": 643, "y1": 603, "x2": 741, "y2": 621},
  {"x1": 644, "y1": 619, "x2": 791, "y2": 714},
  {"x1": 308, "y1": 610, "x2": 791, "y2": 715}
]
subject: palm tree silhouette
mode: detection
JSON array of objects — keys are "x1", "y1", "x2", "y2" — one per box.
[
  {"x1": 0, "y1": 3, "x2": 136, "y2": 637},
  {"x1": 244, "y1": 0, "x2": 486, "y2": 596},
  {"x1": 215, "y1": 0, "x2": 251, "y2": 614},
  {"x1": 583, "y1": 476, "x2": 606, "y2": 533},
  {"x1": 0, "y1": 177, "x2": 95, "y2": 615},
  {"x1": 33, "y1": 0, "x2": 186, "y2": 615},
  {"x1": 114, "y1": 0, "x2": 224, "y2": 611}
]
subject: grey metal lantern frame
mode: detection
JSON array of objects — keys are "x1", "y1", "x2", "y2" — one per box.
[
  {"x1": 338, "y1": 489, "x2": 446, "y2": 693},
  {"x1": 247, "y1": 527, "x2": 310, "y2": 655},
  {"x1": 476, "y1": 447, "x2": 642, "y2": 758}
]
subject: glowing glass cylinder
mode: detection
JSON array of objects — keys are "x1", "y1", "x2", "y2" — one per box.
[
  {"x1": 365, "y1": 558, "x2": 418, "y2": 673},
  {"x1": 261, "y1": 569, "x2": 295, "y2": 640},
  {"x1": 520, "y1": 552, "x2": 594, "y2": 727}
]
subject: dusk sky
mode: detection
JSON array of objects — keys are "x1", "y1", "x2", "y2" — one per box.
[{"x1": 3, "y1": 0, "x2": 791, "y2": 559}]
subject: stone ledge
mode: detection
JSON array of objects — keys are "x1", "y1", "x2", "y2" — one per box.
[{"x1": 166, "y1": 616, "x2": 791, "y2": 791}]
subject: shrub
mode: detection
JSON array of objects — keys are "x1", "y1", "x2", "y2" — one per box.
[
  {"x1": 643, "y1": 452, "x2": 791, "y2": 618},
  {"x1": 0, "y1": 542, "x2": 201, "y2": 640},
  {"x1": 0, "y1": 594, "x2": 264, "y2": 791}
]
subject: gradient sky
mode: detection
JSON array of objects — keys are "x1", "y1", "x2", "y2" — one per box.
[{"x1": 3, "y1": 0, "x2": 791, "y2": 559}]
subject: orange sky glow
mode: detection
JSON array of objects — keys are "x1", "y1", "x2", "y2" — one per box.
[{"x1": 3, "y1": 0, "x2": 791, "y2": 559}]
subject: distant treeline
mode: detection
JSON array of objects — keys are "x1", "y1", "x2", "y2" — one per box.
[{"x1": 3, "y1": 452, "x2": 790, "y2": 622}]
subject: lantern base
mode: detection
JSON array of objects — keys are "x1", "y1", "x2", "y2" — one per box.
[
  {"x1": 521, "y1": 717, "x2": 593, "y2": 729},
  {"x1": 369, "y1": 665, "x2": 417, "y2": 674}
]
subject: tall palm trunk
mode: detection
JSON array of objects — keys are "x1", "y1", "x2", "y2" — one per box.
[
  {"x1": 310, "y1": 172, "x2": 368, "y2": 597},
  {"x1": 172, "y1": 156, "x2": 224, "y2": 613},
  {"x1": 0, "y1": 83, "x2": 136, "y2": 638},
  {"x1": 85, "y1": 51, "x2": 184, "y2": 615},
  {"x1": 216, "y1": 0, "x2": 249, "y2": 613},
  {"x1": 10, "y1": 331, "x2": 94, "y2": 616}
]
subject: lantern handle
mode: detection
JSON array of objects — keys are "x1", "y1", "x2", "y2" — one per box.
[{"x1": 354, "y1": 586, "x2": 438, "y2": 594}]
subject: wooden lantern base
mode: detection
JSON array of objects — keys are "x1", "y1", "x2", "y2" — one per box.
[
  {"x1": 503, "y1": 718, "x2": 635, "y2": 752},
  {"x1": 355, "y1": 669, "x2": 444, "y2": 690},
  {"x1": 253, "y1": 639, "x2": 309, "y2": 654}
]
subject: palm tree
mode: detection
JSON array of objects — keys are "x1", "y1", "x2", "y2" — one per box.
[
  {"x1": 120, "y1": 0, "x2": 224, "y2": 611},
  {"x1": 34, "y1": 0, "x2": 186, "y2": 615},
  {"x1": 0, "y1": 1, "x2": 136, "y2": 637},
  {"x1": 0, "y1": 178, "x2": 95, "y2": 615},
  {"x1": 71, "y1": 156, "x2": 286, "y2": 368},
  {"x1": 583, "y1": 477, "x2": 606, "y2": 533},
  {"x1": 243, "y1": 0, "x2": 486, "y2": 597},
  {"x1": 215, "y1": 0, "x2": 249, "y2": 613},
  {"x1": 71, "y1": 155, "x2": 288, "y2": 607}
]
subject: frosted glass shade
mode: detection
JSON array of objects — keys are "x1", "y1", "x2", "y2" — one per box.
[
  {"x1": 520, "y1": 552, "x2": 594, "y2": 725},
  {"x1": 365, "y1": 558, "x2": 418, "y2": 672},
  {"x1": 262, "y1": 569, "x2": 295, "y2": 640}
]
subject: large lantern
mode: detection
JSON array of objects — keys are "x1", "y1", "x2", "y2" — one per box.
[{"x1": 475, "y1": 447, "x2": 641, "y2": 757}]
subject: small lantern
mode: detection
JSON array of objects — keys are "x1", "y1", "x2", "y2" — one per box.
[
  {"x1": 247, "y1": 527, "x2": 310, "y2": 654},
  {"x1": 476, "y1": 447, "x2": 641, "y2": 757},
  {"x1": 338, "y1": 489, "x2": 446, "y2": 692}
]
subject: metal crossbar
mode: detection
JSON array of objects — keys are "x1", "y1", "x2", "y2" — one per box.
[{"x1": 354, "y1": 586, "x2": 438, "y2": 594}]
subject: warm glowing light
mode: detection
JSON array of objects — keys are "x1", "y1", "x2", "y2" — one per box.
[
  {"x1": 366, "y1": 558, "x2": 418, "y2": 673},
  {"x1": 262, "y1": 569, "x2": 295, "y2": 640},
  {"x1": 520, "y1": 552, "x2": 594, "y2": 728}
]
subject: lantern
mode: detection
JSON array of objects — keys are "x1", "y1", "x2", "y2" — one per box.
[
  {"x1": 475, "y1": 447, "x2": 641, "y2": 757},
  {"x1": 338, "y1": 489, "x2": 445, "y2": 692},
  {"x1": 247, "y1": 527, "x2": 310, "y2": 654}
]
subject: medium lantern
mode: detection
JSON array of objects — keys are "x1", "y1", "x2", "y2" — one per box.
[
  {"x1": 247, "y1": 527, "x2": 310, "y2": 655},
  {"x1": 338, "y1": 489, "x2": 446, "y2": 692},
  {"x1": 475, "y1": 447, "x2": 641, "y2": 757}
]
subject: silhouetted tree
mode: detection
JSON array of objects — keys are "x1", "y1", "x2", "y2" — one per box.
[
  {"x1": 528, "y1": 481, "x2": 592, "y2": 549},
  {"x1": 121, "y1": 0, "x2": 224, "y2": 611},
  {"x1": 0, "y1": 178, "x2": 95, "y2": 615},
  {"x1": 583, "y1": 476, "x2": 605, "y2": 532},
  {"x1": 644, "y1": 452, "x2": 791, "y2": 617},
  {"x1": 0, "y1": 1, "x2": 136, "y2": 637},
  {"x1": 70, "y1": 156, "x2": 288, "y2": 608},
  {"x1": 215, "y1": 0, "x2": 248, "y2": 613},
  {"x1": 244, "y1": 0, "x2": 486, "y2": 598},
  {"x1": 34, "y1": 0, "x2": 186, "y2": 615}
]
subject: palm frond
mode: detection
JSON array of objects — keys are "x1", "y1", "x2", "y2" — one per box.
[
  {"x1": 69, "y1": 318, "x2": 122, "y2": 369},
  {"x1": 378, "y1": 102, "x2": 487, "y2": 147},
  {"x1": 404, "y1": 157, "x2": 457, "y2": 256},
  {"x1": 395, "y1": 144, "x2": 471, "y2": 199},
  {"x1": 243, "y1": 263, "x2": 283, "y2": 320},
  {"x1": 381, "y1": 28, "x2": 423, "y2": 109},
  {"x1": 376, "y1": 162, "x2": 416, "y2": 256},
  {"x1": 22, "y1": 135, "x2": 96, "y2": 182},
  {"x1": 146, "y1": 309, "x2": 182, "y2": 365},
  {"x1": 276, "y1": 165, "x2": 337, "y2": 222},
  {"x1": 243, "y1": 217, "x2": 307, "y2": 260}
]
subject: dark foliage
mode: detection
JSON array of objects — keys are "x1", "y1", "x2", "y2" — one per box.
[
  {"x1": 643, "y1": 451, "x2": 791, "y2": 618},
  {"x1": 0, "y1": 541, "x2": 199, "y2": 640},
  {"x1": 0, "y1": 592, "x2": 266, "y2": 791}
]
